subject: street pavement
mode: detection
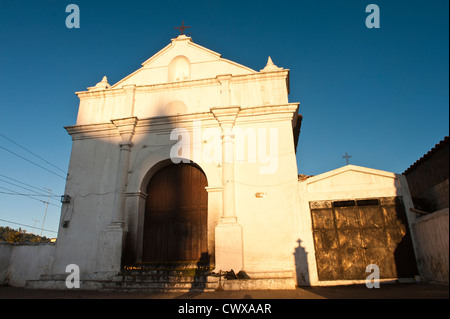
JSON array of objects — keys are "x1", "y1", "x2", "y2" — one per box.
[{"x1": 0, "y1": 283, "x2": 447, "y2": 299}]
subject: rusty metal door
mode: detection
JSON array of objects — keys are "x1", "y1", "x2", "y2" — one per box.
[
  {"x1": 310, "y1": 197, "x2": 417, "y2": 281},
  {"x1": 142, "y1": 163, "x2": 208, "y2": 263}
]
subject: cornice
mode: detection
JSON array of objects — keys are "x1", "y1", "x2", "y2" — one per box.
[
  {"x1": 65, "y1": 103, "x2": 299, "y2": 140},
  {"x1": 75, "y1": 70, "x2": 289, "y2": 100},
  {"x1": 64, "y1": 123, "x2": 117, "y2": 140}
]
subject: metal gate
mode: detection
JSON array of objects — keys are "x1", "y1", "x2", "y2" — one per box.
[{"x1": 310, "y1": 197, "x2": 418, "y2": 281}]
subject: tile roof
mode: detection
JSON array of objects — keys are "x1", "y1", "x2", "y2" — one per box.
[{"x1": 403, "y1": 136, "x2": 449, "y2": 175}]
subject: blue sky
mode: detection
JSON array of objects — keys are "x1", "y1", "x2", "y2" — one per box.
[{"x1": 0, "y1": 0, "x2": 448, "y2": 237}]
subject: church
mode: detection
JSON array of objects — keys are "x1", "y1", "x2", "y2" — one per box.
[{"x1": 23, "y1": 33, "x2": 422, "y2": 290}]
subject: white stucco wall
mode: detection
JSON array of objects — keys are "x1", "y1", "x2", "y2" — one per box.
[
  {"x1": 52, "y1": 135, "x2": 122, "y2": 275},
  {"x1": 413, "y1": 208, "x2": 449, "y2": 284},
  {"x1": 0, "y1": 242, "x2": 55, "y2": 287},
  {"x1": 0, "y1": 243, "x2": 12, "y2": 285}
]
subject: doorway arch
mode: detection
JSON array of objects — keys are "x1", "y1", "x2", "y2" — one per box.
[{"x1": 142, "y1": 162, "x2": 208, "y2": 264}]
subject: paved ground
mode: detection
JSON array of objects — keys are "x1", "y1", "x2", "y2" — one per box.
[{"x1": 0, "y1": 283, "x2": 448, "y2": 299}]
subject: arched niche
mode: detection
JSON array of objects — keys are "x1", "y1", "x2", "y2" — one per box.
[
  {"x1": 164, "y1": 100, "x2": 187, "y2": 116},
  {"x1": 168, "y1": 55, "x2": 190, "y2": 82}
]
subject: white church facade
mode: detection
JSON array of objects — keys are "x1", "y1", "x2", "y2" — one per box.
[{"x1": 3, "y1": 35, "x2": 422, "y2": 290}]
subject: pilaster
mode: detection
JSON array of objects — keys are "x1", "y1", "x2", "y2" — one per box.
[
  {"x1": 96, "y1": 116, "x2": 137, "y2": 273},
  {"x1": 210, "y1": 106, "x2": 244, "y2": 272}
]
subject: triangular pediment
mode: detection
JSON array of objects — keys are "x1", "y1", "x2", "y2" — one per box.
[
  {"x1": 304, "y1": 165, "x2": 400, "y2": 193},
  {"x1": 111, "y1": 35, "x2": 256, "y2": 88}
]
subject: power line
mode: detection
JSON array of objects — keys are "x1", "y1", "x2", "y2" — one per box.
[
  {"x1": 0, "y1": 145, "x2": 67, "y2": 179},
  {"x1": 0, "y1": 178, "x2": 61, "y2": 204},
  {"x1": 0, "y1": 186, "x2": 60, "y2": 207},
  {"x1": 0, "y1": 218, "x2": 57, "y2": 234},
  {"x1": 0, "y1": 132, "x2": 68, "y2": 175},
  {"x1": 0, "y1": 178, "x2": 53, "y2": 197},
  {"x1": 0, "y1": 173, "x2": 52, "y2": 194},
  {"x1": 0, "y1": 191, "x2": 61, "y2": 206},
  {"x1": 0, "y1": 191, "x2": 57, "y2": 197}
]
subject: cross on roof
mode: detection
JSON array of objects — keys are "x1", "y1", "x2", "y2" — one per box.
[
  {"x1": 342, "y1": 152, "x2": 352, "y2": 165},
  {"x1": 174, "y1": 21, "x2": 191, "y2": 35}
]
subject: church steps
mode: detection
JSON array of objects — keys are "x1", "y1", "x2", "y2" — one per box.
[
  {"x1": 25, "y1": 278, "x2": 219, "y2": 292},
  {"x1": 25, "y1": 268, "x2": 296, "y2": 291},
  {"x1": 119, "y1": 270, "x2": 211, "y2": 277},
  {"x1": 112, "y1": 275, "x2": 217, "y2": 283},
  {"x1": 25, "y1": 267, "x2": 219, "y2": 292},
  {"x1": 25, "y1": 277, "x2": 297, "y2": 291},
  {"x1": 104, "y1": 267, "x2": 220, "y2": 291},
  {"x1": 102, "y1": 280, "x2": 219, "y2": 292}
]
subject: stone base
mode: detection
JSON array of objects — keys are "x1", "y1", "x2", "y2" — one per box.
[
  {"x1": 96, "y1": 224, "x2": 127, "y2": 273},
  {"x1": 214, "y1": 222, "x2": 243, "y2": 272},
  {"x1": 215, "y1": 270, "x2": 295, "y2": 290}
]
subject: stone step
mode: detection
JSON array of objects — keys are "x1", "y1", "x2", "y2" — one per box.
[
  {"x1": 26, "y1": 268, "x2": 219, "y2": 292},
  {"x1": 26, "y1": 269, "x2": 296, "y2": 291},
  {"x1": 103, "y1": 286, "x2": 217, "y2": 293},
  {"x1": 120, "y1": 269, "x2": 211, "y2": 277},
  {"x1": 113, "y1": 275, "x2": 219, "y2": 283},
  {"x1": 220, "y1": 277, "x2": 296, "y2": 290},
  {"x1": 26, "y1": 278, "x2": 218, "y2": 292},
  {"x1": 26, "y1": 279, "x2": 105, "y2": 290},
  {"x1": 103, "y1": 280, "x2": 218, "y2": 292}
]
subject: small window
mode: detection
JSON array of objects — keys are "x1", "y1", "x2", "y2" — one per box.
[
  {"x1": 356, "y1": 199, "x2": 380, "y2": 206},
  {"x1": 333, "y1": 200, "x2": 356, "y2": 207}
]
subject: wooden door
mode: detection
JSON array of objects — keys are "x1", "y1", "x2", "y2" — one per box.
[
  {"x1": 310, "y1": 197, "x2": 418, "y2": 281},
  {"x1": 142, "y1": 163, "x2": 208, "y2": 263}
]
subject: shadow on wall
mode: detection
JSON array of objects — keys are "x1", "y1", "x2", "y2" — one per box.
[
  {"x1": 59, "y1": 95, "x2": 190, "y2": 273},
  {"x1": 293, "y1": 239, "x2": 310, "y2": 286},
  {"x1": 393, "y1": 197, "x2": 419, "y2": 279},
  {"x1": 119, "y1": 98, "x2": 196, "y2": 267}
]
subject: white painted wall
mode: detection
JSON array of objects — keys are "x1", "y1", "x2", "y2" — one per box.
[
  {"x1": 0, "y1": 243, "x2": 12, "y2": 285},
  {"x1": 413, "y1": 208, "x2": 449, "y2": 284},
  {"x1": 0, "y1": 242, "x2": 55, "y2": 287}
]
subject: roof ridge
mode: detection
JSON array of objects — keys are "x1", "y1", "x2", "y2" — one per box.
[{"x1": 403, "y1": 136, "x2": 449, "y2": 174}]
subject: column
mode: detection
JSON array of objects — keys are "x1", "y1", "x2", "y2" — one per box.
[
  {"x1": 221, "y1": 129, "x2": 237, "y2": 223},
  {"x1": 210, "y1": 106, "x2": 243, "y2": 272},
  {"x1": 96, "y1": 117, "x2": 137, "y2": 274},
  {"x1": 111, "y1": 141, "x2": 133, "y2": 226}
]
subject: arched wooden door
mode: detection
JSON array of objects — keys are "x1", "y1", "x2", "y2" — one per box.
[{"x1": 142, "y1": 163, "x2": 208, "y2": 263}]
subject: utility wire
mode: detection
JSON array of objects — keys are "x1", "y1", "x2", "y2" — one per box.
[
  {"x1": 0, "y1": 218, "x2": 57, "y2": 234},
  {"x1": 0, "y1": 178, "x2": 55, "y2": 197},
  {"x1": 0, "y1": 191, "x2": 61, "y2": 206},
  {"x1": 0, "y1": 132, "x2": 68, "y2": 175},
  {"x1": 0, "y1": 145, "x2": 66, "y2": 179},
  {"x1": 0, "y1": 191, "x2": 57, "y2": 197},
  {"x1": 0, "y1": 186, "x2": 60, "y2": 207},
  {"x1": 0, "y1": 173, "x2": 52, "y2": 194},
  {"x1": 0, "y1": 179, "x2": 61, "y2": 203}
]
